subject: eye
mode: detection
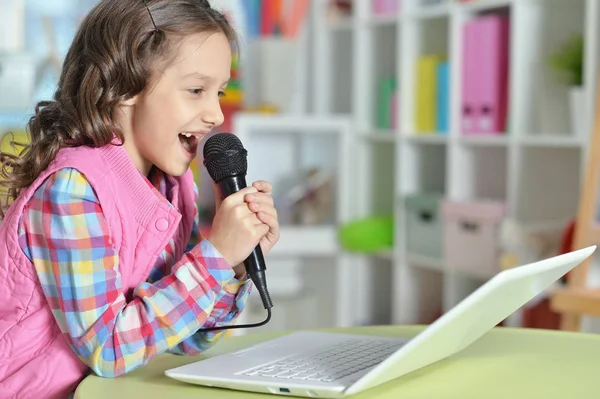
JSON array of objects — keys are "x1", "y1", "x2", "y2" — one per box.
[
  {"x1": 188, "y1": 88, "x2": 203, "y2": 95},
  {"x1": 218, "y1": 91, "x2": 226, "y2": 98}
]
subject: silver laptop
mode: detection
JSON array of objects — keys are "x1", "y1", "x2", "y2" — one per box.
[{"x1": 165, "y1": 246, "x2": 595, "y2": 398}]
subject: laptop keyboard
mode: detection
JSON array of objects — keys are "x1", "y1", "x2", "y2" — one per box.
[{"x1": 240, "y1": 339, "x2": 405, "y2": 383}]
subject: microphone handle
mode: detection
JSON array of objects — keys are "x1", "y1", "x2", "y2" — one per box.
[
  {"x1": 216, "y1": 174, "x2": 247, "y2": 197},
  {"x1": 216, "y1": 175, "x2": 268, "y2": 275}
]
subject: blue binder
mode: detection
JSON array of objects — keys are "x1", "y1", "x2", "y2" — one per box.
[{"x1": 436, "y1": 61, "x2": 450, "y2": 134}]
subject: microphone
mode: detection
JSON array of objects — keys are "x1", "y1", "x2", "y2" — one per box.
[{"x1": 203, "y1": 132, "x2": 273, "y2": 310}]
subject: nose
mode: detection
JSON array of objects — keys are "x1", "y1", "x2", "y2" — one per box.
[{"x1": 201, "y1": 96, "x2": 225, "y2": 128}]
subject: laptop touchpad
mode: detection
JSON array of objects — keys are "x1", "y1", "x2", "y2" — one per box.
[{"x1": 231, "y1": 341, "x2": 297, "y2": 358}]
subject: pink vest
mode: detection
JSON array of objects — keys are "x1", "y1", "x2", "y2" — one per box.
[{"x1": 0, "y1": 144, "x2": 196, "y2": 398}]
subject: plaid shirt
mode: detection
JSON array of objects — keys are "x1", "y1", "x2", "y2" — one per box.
[{"x1": 17, "y1": 167, "x2": 251, "y2": 377}]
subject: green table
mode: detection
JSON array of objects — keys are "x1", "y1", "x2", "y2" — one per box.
[{"x1": 75, "y1": 325, "x2": 600, "y2": 398}]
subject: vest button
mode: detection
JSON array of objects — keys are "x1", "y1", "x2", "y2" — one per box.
[{"x1": 155, "y1": 218, "x2": 169, "y2": 231}]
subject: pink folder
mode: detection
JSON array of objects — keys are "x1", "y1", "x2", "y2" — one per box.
[
  {"x1": 373, "y1": 0, "x2": 400, "y2": 15},
  {"x1": 461, "y1": 20, "x2": 477, "y2": 133},
  {"x1": 472, "y1": 15, "x2": 510, "y2": 134}
]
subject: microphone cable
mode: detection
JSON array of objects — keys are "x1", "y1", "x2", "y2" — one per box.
[{"x1": 198, "y1": 308, "x2": 271, "y2": 332}]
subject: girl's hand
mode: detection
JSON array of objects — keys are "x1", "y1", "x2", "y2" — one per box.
[
  {"x1": 208, "y1": 186, "x2": 269, "y2": 267},
  {"x1": 245, "y1": 180, "x2": 280, "y2": 256}
]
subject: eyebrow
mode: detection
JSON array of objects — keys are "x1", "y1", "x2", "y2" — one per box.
[
  {"x1": 183, "y1": 72, "x2": 209, "y2": 79},
  {"x1": 183, "y1": 72, "x2": 230, "y2": 85}
]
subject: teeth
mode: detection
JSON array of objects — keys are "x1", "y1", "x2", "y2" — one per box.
[{"x1": 181, "y1": 133, "x2": 192, "y2": 138}]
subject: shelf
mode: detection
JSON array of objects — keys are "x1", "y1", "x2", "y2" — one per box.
[
  {"x1": 404, "y1": 14, "x2": 450, "y2": 134},
  {"x1": 358, "y1": 142, "x2": 396, "y2": 216},
  {"x1": 327, "y1": 17, "x2": 354, "y2": 31},
  {"x1": 458, "y1": 0, "x2": 513, "y2": 13},
  {"x1": 268, "y1": 226, "x2": 339, "y2": 257},
  {"x1": 519, "y1": 135, "x2": 584, "y2": 148},
  {"x1": 404, "y1": 134, "x2": 448, "y2": 144},
  {"x1": 359, "y1": 130, "x2": 399, "y2": 142},
  {"x1": 330, "y1": 27, "x2": 355, "y2": 115},
  {"x1": 407, "y1": 253, "x2": 444, "y2": 272},
  {"x1": 515, "y1": 146, "x2": 580, "y2": 223},
  {"x1": 366, "y1": 13, "x2": 399, "y2": 27},
  {"x1": 369, "y1": 21, "x2": 398, "y2": 130},
  {"x1": 404, "y1": 266, "x2": 445, "y2": 324},
  {"x1": 235, "y1": 114, "x2": 352, "y2": 133},
  {"x1": 312, "y1": 0, "x2": 596, "y2": 329},
  {"x1": 451, "y1": 266, "x2": 499, "y2": 280},
  {"x1": 458, "y1": 134, "x2": 510, "y2": 146},
  {"x1": 409, "y1": 3, "x2": 451, "y2": 20},
  {"x1": 453, "y1": 144, "x2": 508, "y2": 201},
  {"x1": 402, "y1": 141, "x2": 447, "y2": 193},
  {"x1": 373, "y1": 250, "x2": 395, "y2": 261},
  {"x1": 517, "y1": 0, "x2": 586, "y2": 134}
]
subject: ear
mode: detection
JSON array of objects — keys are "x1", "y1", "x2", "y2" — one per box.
[{"x1": 121, "y1": 94, "x2": 138, "y2": 107}]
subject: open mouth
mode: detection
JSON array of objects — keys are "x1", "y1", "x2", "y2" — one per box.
[{"x1": 178, "y1": 133, "x2": 199, "y2": 156}]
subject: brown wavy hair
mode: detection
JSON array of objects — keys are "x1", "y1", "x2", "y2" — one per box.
[{"x1": 0, "y1": 0, "x2": 237, "y2": 218}]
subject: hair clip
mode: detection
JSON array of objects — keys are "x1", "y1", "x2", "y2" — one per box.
[{"x1": 142, "y1": 0, "x2": 159, "y2": 33}]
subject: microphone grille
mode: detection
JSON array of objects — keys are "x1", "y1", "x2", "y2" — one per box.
[{"x1": 202, "y1": 133, "x2": 248, "y2": 182}]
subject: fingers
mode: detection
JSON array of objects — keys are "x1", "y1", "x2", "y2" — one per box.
[
  {"x1": 229, "y1": 183, "x2": 277, "y2": 241},
  {"x1": 257, "y1": 211, "x2": 280, "y2": 236},
  {"x1": 221, "y1": 186, "x2": 258, "y2": 208},
  {"x1": 245, "y1": 184, "x2": 278, "y2": 238},
  {"x1": 252, "y1": 180, "x2": 272, "y2": 195},
  {"x1": 251, "y1": 202, "x2": 277, "y2": 220},
  {"x1": 245, "y1": 213, "x2": 270, "y2": 239},
  {"x1": 244, "y1": 211, "x2": 263, "y2": 226},
  {"x1": 255, "y1": 223, "x2": 270, "y2": 238},
  {"x1": 244, "y1": 192, "x2": 275, "y2": 214},
  {"x1": 234, "y1": 203, "x2": 253, "y2": 219}
]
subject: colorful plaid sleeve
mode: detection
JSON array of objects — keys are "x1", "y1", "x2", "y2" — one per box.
[
  {"x1": 18, "y1": 168, "x2": 251, "y2": 377},
  {"x1": 168, "y1": 181, "x2": 253, "y2": 355}
]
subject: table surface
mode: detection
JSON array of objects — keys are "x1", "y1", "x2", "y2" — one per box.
[{"x1": 75, "y1": 325, "x2": 600, "y2": 398}]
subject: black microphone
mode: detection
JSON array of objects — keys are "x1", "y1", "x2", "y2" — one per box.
[{"x1": 203, "y1": 132, "x2": 273, "y2": 310}]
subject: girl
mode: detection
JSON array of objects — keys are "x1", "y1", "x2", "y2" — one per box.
[{"x1": 0, "y1": 1, "x2": 280, "y2": 398}]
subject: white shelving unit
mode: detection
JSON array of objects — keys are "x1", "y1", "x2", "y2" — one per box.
[
  {"x1": 231, "y1": 114, "x2": 358, "y2": 334},
  {"x1": 311, "y1": 0, "x2": 600, "y2": 327}
]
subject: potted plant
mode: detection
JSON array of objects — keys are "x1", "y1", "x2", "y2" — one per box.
[{"x1": 549, "y1": 33, "x2": 584, "y2": 136}]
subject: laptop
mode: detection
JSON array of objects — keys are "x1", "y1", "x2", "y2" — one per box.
[{"x1": 165, "y1": 246, "x2": 596, "y2": 398}]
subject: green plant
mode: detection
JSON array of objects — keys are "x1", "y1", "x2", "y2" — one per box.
[{"x1": 549, "y1": 33, "x2": 584, "y2": 86}]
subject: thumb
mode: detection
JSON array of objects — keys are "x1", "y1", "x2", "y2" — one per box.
[{"x1": 216, "y1": 185, "x2": 258, "y2": 207}]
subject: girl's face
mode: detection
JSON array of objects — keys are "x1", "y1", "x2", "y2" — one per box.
[{"x1": 118, "y1": 31, "x2": 231, "y2": 176}]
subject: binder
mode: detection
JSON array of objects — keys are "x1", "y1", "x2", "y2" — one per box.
[
  {"x1": 475, "y1": 15, "x2": 510, "y2": 134},
  {"x1": 436, "y1": 61, "x2": 449, "y2": 134},
  {"x1": 283, "y1": 0, "x2": 310, "y2": 38},
  {"x1": 242, "y1": 0, "x2": 261, "y2": 38},
  {"x1": 461, "y1": 20, "x2": 477, "y2": 133},
  {"x1": 463, "y1": 15, "x2": 510, "y2": 135},
  {"x1": 416, "y1": 55, "x2": 440, "y2": 133},
  {"x1": 270, "y1": 0, "x2": 283, "y2": 35},
  {"x1": 373, "y1": 0, "x2": 400, "y2": 15},
  {"x1": 378, "y1": 77, "x2": 397, "y2": 129},
  {"x1": 261, "y1": 0, "x2": 273, "y2": 36},
  {"x1": 373, "y1": 0, "x2": 386, "y2": 14}
]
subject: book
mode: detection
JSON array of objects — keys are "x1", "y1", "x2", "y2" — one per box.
[{"x1": 416, "y1": 55, "x2": 441, "y2": 133}]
